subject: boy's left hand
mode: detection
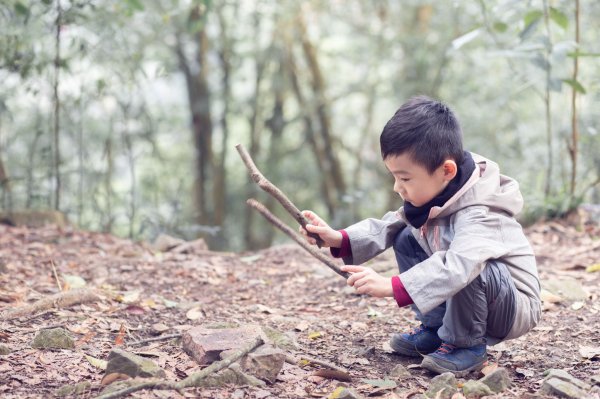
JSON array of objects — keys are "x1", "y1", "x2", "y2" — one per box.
[{"x1": 341, "y1": 266, "x2": 394, "y2": 298}]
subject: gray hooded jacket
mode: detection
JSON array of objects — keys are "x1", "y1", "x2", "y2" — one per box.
[{"x1": 341, "y1": 153, "x2": 541, "y2": 340}]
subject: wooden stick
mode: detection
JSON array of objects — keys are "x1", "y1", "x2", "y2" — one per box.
[
  {"x1": 95, "y1": 336, "x2": 264, "y2": 399},
  {"x1": 235, "y1": 143, "x2": 324, "y2": 247},
  {"x1": 50, "y1": 260, "x2": 63, "y2": 292},
  {"x1": 0, "y1": 288, "x2": 101, "y2": 321},
  {"x1": 127, "y1": 333, "x2": 182, "y2": 347},
  {"x1": 247, "y1": 199, "x2": 350, "y2": 279}
]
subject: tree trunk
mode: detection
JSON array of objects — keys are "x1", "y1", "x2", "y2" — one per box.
[
  {"x1": 176, "y1": 5, "x2": 214, "y2": 227},
  {"x1": 103, "y1": 122, "x2": 114, "y2": 234},
  {"x1": 283, "y1": 38, "x2": 336, "y2": 218},
  {"x1": 296, "y1": 15, "x2": 346, "y2": 209},
  {"x1": 569, "y1": 0, "x2": 580, "y2": 196},
  {"x1": 53, "y1": 0, "x2": 62, "y2": 211},
  {"x1": 0, "y1": 121, "x2": 12, "y2": 211},
  {"x1": 243, "y1": 8, "x2": 267, "y2": 250},
  {"x1": 213, "y1": 4, "x2": 233, "y2": 247}
]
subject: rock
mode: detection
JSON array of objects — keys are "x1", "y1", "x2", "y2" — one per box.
[
  {"x1": 0, "y1": 344, "x2": 11, "y2": 355},
  {"x1": 540, "y1": 377, "x2": 588, "y2": 399},
  {"x1": 105, "y1": 348, "x2": 165, "y2": 378},
  {"x1": 262, "y1": 326, "x2": 298, "y2": 350},
  {"x1": 54, "y1": 382, "x2": 91, "y2": 397},
  {"x1": 242, "y1": 344, "x2": 285, "y2": 384},
  {"x1": 31, "y1": 328, "x2": 75, "y2": 349},
  {"x1": 543, "y1": 369, "x2": 591, "y2": 391},
  {"x1": 425, "y1": 372, "x2": 458, "y2": 399},
  {"x1": 327, "y1": 386, "x2": 364, "y2": 399},
  {"x1": 462, "y1": 380, "x2": 494, "y2": 398},
  {"x1": 542, "y1": 279, "x2": 589, "y2": 301},
  {"x1": 592, "y1": 374, "x2": 600, "y2": 386},
  {"x1": 152, "y1": 234, "x2": 186, "y2": 252},
  {"x1": 200, "y1": 362, "x2": 265, "y2": 387},
  {"x1": 480, "y1": 367, "x2": 511, "y2": 393},
  {"x1": 182, "y1": 324, "x2": 263, "y2": 365},
  {"x1": 387, "y1": 364, "x2": 411, "y2": 380}
]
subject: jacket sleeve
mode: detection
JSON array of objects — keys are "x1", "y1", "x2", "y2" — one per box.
[
  {"x1": 341, "y1": 211, "x2": 407, "y2": 265},
  {"x1": 400, "y1": 206, "x2": 511, "y2": 315}
]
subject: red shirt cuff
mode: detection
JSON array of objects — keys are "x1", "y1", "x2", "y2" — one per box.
[
  {"x1": 391, "y1": 275, "x2": 413, "y2": 307},
  {"x1": 330, "y1": 229, "x2": 351, "y2": 258}
]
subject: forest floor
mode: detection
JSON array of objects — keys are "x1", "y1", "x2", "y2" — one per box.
[{"x1": 0, "y1": 218, "x2": 599, "y2": 398}]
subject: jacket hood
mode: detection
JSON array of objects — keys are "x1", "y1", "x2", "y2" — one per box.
[{"x1": 428, "y1": 152, "x2": 524, "y2": 220}]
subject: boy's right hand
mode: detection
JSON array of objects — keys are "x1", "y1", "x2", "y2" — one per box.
[{"x1": 300, "y1": 210, "x2": 343, "y2": 248}]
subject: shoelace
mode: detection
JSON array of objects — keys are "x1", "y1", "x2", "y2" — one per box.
[{"x1": 437, "y1": 342, "x2": 456, "y2": 354}]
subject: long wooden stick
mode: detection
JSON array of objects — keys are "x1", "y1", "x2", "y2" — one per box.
[
  {"x1": 95, "y1": 336, "x2": 264, "y2": 399},
  {"x1": 247, "y1": 199, "x2": 349, "y2": 279},
  {"x1": 235, "y1": 143, "x2": 324, "y2": 247},
  {"x1": 1, "y1": 288, "x2": 101, "y2": 321}
]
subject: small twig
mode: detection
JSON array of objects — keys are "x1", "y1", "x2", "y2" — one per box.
[
  {"x1": 50, "y1": 260, "x2": 63, "y2": 292},
  {"x1": 95, "y1": 336, "x2": 264, "y2": 399},
  {"x1": 247, "y1": 199, "x2": 350, "y2": 279},
  {"x1": 127, "y1": 333, "x2": 182, "y2": 347},
  {"x1": 236, "y1": 143, "x2": 324, "y2": 247},
  {"x1": 285, "y1": 353, "x2": 348, "y2": 374}
]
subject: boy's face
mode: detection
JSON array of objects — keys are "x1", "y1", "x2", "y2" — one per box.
[{"x1": 384, "y1": 153, "x2": 457, "y2": 207}]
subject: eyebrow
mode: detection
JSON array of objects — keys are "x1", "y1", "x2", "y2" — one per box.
[{"x1": 390, "y1": 169, "x2": 411, "y2": 175}]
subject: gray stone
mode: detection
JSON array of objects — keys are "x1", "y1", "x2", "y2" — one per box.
[
  {"x1": 540, "y1": 377, "x2": 588, "y2": 399},
  {"x1": 182, "y1": 324, "x2": 263, "y2": 365},
  {"x1": 31, "y1": 328, "x2": 75, "y2": 349},
  {"x1": 261, "y1": 326, "x2": 298, "y2": 350},
  {"x1": 105, "y1": 348, "x2": 165, "y2": 379},
  {"x1": 592, "y1": 374, "x2": 600, "y2": 386},
  {"x1": 480, "y1": 367, "x2": 511, "y2": 393},
  {"x1": 152, "y1": 234, "x2": 186, "y2": 252},
  {"x1": 387, "y1": 364, "x2": 411, "y2": 380},
  {"x1": 0, "y1": 344, "x2": 11, "y2": 355},
  {"x1": 542, "y1": 279, "x2": 589, "y2": 301},
  {"x1": 54, "y1": 382, "x2": 91, "y2": 397},
  {"x1": 200, "y1": 362, "x2": 265, "y2": 388},
  {"x1": 543, "y1": 369, "x2": 591, "y2": 391},
  {"x1": 242, "y1": 344, "x2": 285, "y2": 384},
  {"x1": 462, "y1": 380, "x2": 494, "y2": 398},
  {"x1": 425, "y1": 372, "x2": 458, "y2": 399}
]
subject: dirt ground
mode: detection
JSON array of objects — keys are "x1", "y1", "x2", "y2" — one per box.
[{"x1": 0, "y1": 219, "x2": 599, "y2": 398}]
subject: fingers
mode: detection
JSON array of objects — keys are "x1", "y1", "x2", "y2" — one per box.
[
  {"x1": 302, "y1": 210, "x2": 326, "y2": 227},
  {"x1": 341, "y1": 265, "x2": 366, "y2": 273}
]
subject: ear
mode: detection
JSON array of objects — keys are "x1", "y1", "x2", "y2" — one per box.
[{"x1": 442, "y1": 160, "x2": 458, "y2": 181}]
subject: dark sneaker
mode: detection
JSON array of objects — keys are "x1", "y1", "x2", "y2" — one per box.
[
  {"x1": 389, "y1": 325, "x2": 442, "y2": 357},
  {"x1": 421, "y1": 342, "x2": 487, "y2": 377}
]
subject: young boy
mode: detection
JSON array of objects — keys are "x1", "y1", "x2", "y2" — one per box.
[{"x1": 301, "y1": 96, "x2": 541, "y2": 376}]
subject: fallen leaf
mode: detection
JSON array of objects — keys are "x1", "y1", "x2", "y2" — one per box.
[
  {"x1": 308, "y1": 331, "x2": 323, "y2": 340},
  {"x1": 586, "y1": 263, "x2": 600, "y2": 273},
  {"x1": 541, "y1": 289, "x2": 562, "y2": 304},
  {"x1": 85, "y1": 354, "x2": 108, "y2": 370},
  {"x1": 312, "y1": 369, "x2": 352, "y2": 382},
  {"x1": 62, "y1": 274, "x2": 86, "y2": 289},
  {"x1": 294, "y1": 321, "x2": 310, "y2": 332},
  {"x1": 571, "y1": 301, "x2": 585, "y2": 310},
  {"x1": 152, "y1": 323, "x2": 170, "y2": 333},
  {"x1": 115, "y1": 290, "x2": 141, "y2": 304},
  {"x1": 367, "y1": 306, "x2": 383, "y2": 318},
  {"x1": 115, "y1": 324, "x2": 126, "y2": 346},
  {"x1": 515, "y1": 367, "x2": 535, "y2": 378},
  {"x1": 579, "y1": 345, "x2": 600, "y2": 359},
  {"x1": 100, "y1": 373, "x2": 130, "y2": 386},
  {"x1": 186, "y1": 307, "x2": 204, "y2": 320},
  {"x1": 481, "y1": 362, "x2": 498, "y2": 376},
  {"x1": 125, "y1": 305, "x2": 146, "y2": 315}
]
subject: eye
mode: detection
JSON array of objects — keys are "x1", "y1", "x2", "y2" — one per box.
[{"x1": 400, "y1": 178, "x2": 410, "y2": 182}]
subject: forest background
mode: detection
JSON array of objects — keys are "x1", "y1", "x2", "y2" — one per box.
[{"x1": 1, "y1": 0, "x2": 599, "y2": 251}]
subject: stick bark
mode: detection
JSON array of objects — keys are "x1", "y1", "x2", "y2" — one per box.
[
  {"x1": 95, "y1": 336, "x2": 264, "y2": 399},
  {"x1": 235, "y1": 143, "x2": 324, "y2": 247},
  {"x1": 247, "y1": 199, "x2": 349, "y2": 279},
  {"x1": 1, "y1": 288, "x2": 101, "y2": 321}
]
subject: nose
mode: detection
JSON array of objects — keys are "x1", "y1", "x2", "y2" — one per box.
[{"x1": 394, "y1": 180, "x2": 406, "y2": 198}]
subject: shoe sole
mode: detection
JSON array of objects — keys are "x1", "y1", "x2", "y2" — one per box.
[{"x1": 420, "y1": 356, "x2": 486, "y2": 377}]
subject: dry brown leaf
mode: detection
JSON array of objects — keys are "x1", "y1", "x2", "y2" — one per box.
[
  {"x1": 481, "y1": 362, "x2": 498, "y2": 376},
  {"x1": 312, "y1": 369, "x2": 352, "y2": 382},
  {"x1": 100, "y1": 372, "x2": 130, "y2": 386},
  {"x1": 115, "y1": 323, "x2": 126, "y2": 346}
]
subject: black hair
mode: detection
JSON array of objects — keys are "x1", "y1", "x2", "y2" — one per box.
[{"x1": 380, "y1": 95, "x2": 464, "y2": 174}]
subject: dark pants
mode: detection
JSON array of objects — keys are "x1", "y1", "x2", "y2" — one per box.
[{"x1": 393, "y1": 227, "x2": 517, "y2": 347}]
